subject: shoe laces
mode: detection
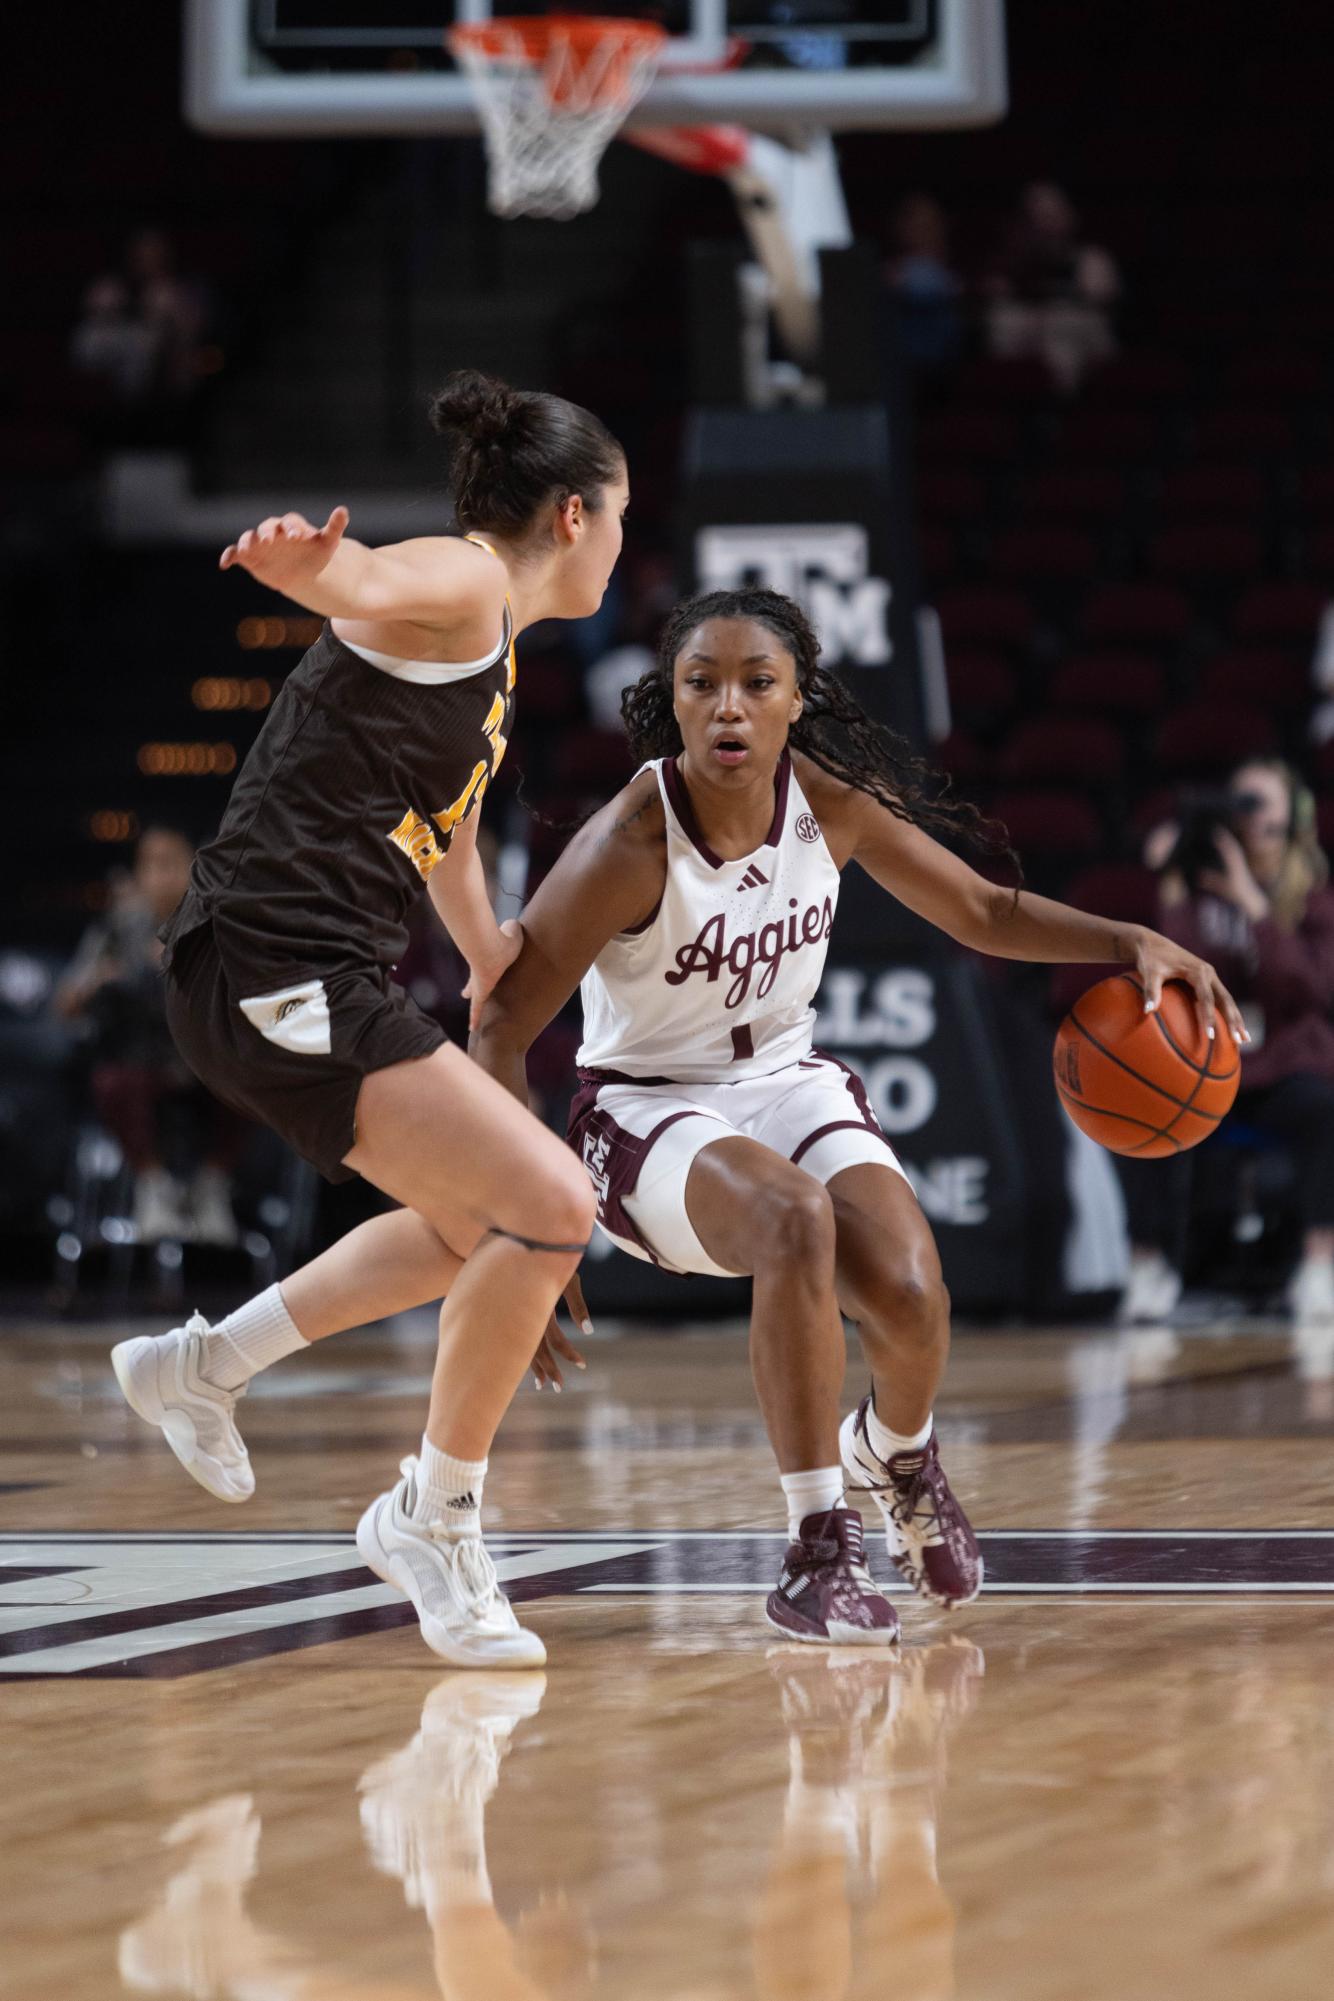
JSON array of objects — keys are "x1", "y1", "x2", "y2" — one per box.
[
  {"x1": 887, "y1": 1448, "x2": 965, "y2": 1550},
  {"x1": 397, "y1": 1463, "x2": 503, "y2": 1621},
  {"x1": 787, "y1": 1509, "x2": 873, "y2": 1588}
]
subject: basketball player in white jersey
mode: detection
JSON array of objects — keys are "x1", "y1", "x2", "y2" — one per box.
[{"x1": 472, "y1": 588, "x2": 1245, "y2": 1644}]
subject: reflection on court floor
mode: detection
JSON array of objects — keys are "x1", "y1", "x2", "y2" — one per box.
[{"x1": 116, "y1": 1642, "x2": 980, "y2": 2001}]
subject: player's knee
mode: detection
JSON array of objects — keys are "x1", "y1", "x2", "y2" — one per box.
[
  {"x1": 535, "y1": 1158, "x2": 597, "y2": 1251},
  {"x1": 877, "y1": 1263, "x2": 949, "y2": 1343},
  {"x1": 760, "y1": 1177, "x2": 836, "y2": 1268}
]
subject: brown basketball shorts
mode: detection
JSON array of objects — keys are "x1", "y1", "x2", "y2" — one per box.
[{"x1": 165, "y1": 921, "x2": 444, "y2": 1182}]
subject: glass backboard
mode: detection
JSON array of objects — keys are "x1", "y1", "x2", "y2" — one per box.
[{"x1": 187, "y1": 0, "x2": 1006, "y2": 136}]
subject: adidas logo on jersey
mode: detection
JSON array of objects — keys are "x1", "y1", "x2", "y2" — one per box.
[{"x1": 735, "y1": 864, "x2": 769, "y2": 892}]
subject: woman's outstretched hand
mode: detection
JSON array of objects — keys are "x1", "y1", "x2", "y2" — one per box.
[
  {"x1": 1133, "y1": 929, "x2": 1250, "y2": 1046},
  {"x1": 220, "y1": 506, "x2": 350, "y2": 585}
]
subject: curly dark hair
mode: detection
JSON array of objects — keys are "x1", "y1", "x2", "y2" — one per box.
[{"x1": 622, "y1": 587, "x2": 1019, "y2": 874}]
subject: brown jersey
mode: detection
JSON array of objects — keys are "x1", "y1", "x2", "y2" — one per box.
[{"x1": 163, "y1": 611, "x2": 516, "y2": 993}]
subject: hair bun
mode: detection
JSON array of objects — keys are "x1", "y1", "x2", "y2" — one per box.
[{"x1": 429, "y1": 369, "x2": 523, "y2": 446}]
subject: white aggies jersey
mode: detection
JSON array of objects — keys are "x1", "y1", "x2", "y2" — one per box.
[{"x1": 578, "y1": 751, "x2": 841, "y2": 1082}]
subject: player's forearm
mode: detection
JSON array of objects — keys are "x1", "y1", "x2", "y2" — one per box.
[
  {"x1": 970, "y1": 887, "x2": 1142, "y2": 966},
  {"x1": 467, "y1": 1016, "x2": 532, "y2": 1106},
  {"x1": 428, "y1": 838, "x2": 505, "y2": 974},
  {"x1": 266, "y1": 538, "x2": 393, "y2": 619}
]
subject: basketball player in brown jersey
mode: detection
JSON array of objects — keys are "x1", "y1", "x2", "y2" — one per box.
[
  {"x1": 112, "y1": 372, "x2": 626, "y2": 1668},
  {"x1": 470, "y1": 590, "x2": 1247, "y2": 1644}
]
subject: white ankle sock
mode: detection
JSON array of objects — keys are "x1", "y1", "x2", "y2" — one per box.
[
  {"x1": 781, "y1": 1465, "x2": 845, "y2": 1540},
  {"x1": 865, "y1": 1398, "x2": 934, "y2": 1461},
  {"x1": 198, "y1": 1284, "x2": 307, "y2": 1391},
  {"x1": 415, "y1": 1436, "x2": 487, "y2": 1532}
]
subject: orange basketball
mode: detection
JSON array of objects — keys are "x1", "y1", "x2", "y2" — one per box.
[{"x1": 1052, "y1": 972, "x2": 1240, "y2": 1157}]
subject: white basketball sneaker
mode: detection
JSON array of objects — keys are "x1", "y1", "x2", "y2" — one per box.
[
  {"x1": 356, "y1": 1458, "x2": 546, "y2": 1669},
  {"x1": 111, "y1": 1313, "x2": 255, "y2": 1504}
]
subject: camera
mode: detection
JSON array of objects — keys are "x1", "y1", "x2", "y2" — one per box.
[{"x1": 1163, "y1": 787, "x2": 1263, "y2": 891}]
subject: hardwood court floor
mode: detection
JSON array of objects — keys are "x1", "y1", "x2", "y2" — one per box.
[{"x1": 3, "y1": 1313, "x2": 1334, "y2": 1999}]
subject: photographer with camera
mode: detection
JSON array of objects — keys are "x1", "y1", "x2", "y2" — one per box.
[{"x1": 1122, "y1": 760, "x2": 1334, "y2": 1325}]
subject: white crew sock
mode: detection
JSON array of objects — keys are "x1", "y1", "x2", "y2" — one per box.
[
  {"x1": 865, "y1": 1396, "x2": 934, "y2": 1462},
  {"x1": 198, "y1": 1284, "x2": 307, "y2": 1391},
  {"x1": 781, "y1": 1465, "x2": 845, "y2": 1540},
  {"x1": 414, "y1": 1436, "x2": 487, "y2": 1534}
]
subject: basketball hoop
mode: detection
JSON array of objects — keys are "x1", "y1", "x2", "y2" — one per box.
[{"x1": 448, "y1": 14, "x2": 668, "y2": 221}]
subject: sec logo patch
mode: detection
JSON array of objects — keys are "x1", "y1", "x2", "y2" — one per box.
[{"x1": 795, "y1": 813, "x2": 820, "y2": 843}]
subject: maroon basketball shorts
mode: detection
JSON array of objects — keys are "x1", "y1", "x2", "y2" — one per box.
[
  {"x1": 567, "y1": 1050, "x2": 909, "y2": 1276},
  {"x1": 165, "y1": 922, "x2": 444, "y2": 1182}
]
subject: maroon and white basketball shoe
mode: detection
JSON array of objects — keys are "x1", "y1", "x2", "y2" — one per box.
[
  {"x1": 765, "y1": 1506, "x2": 900, "y2": 1646},
  {"x1": 840, "y1": 1398, "x2": 983, "y2": 1609}
]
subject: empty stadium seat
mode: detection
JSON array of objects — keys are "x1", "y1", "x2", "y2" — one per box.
[
  {"x1": 1057, "y1": 411, "x2": 1156, "y2": 461},
  {"x1": 1149, "y1": 522, "x2": 1264, "y2": 582},
  {"x1": 919, "y1": 410, "x2": 1020, "y2": 463},
  {"x1": 1049, "y1": 652, "x2": 1167, "y2": 717},
  {"x1": 990, "y1": 790, "x2": 1103, "y2": 856},
  {"x1": 988, "y1": 525, "x2": 1098, "y2": 583},
  {"x1": 954, "y1": 355, "x2": 1056, "y2": 404},
  {"x1": 936, "y1": 585, "x2": 1035, "y2": 651},
  {"x1": 1062, "y1": 862, "x2": 1161, "y2": 925},
  {"x1": 1154, "y1": 702, "x2": 1277, "y2": 775},
  {"x1": 945, "y1": 650, "x2": 1018, "y2": 730},
  {"x1": 999, "y1": 716, "x2": 1125, "y2": 785},
  {"x1": 1194, "y1": 408, "x2": 1294, "y2": 457},
  {"x1": 1084, "y1": 352, "x2": 1189, "y2": 404},
  {"x1": 1082, "y1": 583, "x2": 1192, "y2": 646},
  {"x1": 1022, "y1": 467, "x2": 1128, "y2": 521},
  {"x1": 1231, "y1": 582, "x2": 1327, "y2": 643},
  {"x1": 1159, "y1": 466, "x2": 1266, "y2": 515},
  {"x1": 1225, "y1": 351, "x2": 1322, "y2": 400},
  {"x1": 918, "y1": 468, "x2": 985, "y2": 523},
  {"x1": 1197, "y1": 649, "x2": 1311, "y2": 710},
  {"x1": 933, "y1": 729, "x2": 989, "y2": 782}
]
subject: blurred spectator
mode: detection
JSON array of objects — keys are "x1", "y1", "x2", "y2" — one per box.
[
  {"x1": 587, "y1": 642, "x2": 654, "y2": 732},
  {"x1": 1121, "y1": 761, "x2": 1334, "y2": 1325},
  {"x1": 886, "y1": 194, "x2": 964, "y2": 373},
  {"x1": 124, "y1": 226, "x2": 212, "y2": 400},
  {"x1": 984, "y1": 182, "x2": 1120, "y2": 392},
  {"x1": 55, "y1": 827, "x2": 244, "y2": 1244},
  {"x1": 69, "y1": 276, "x2": 159, "y2": 401},
  {"x1": 70, "y1": 228, "x2": 214, "y2": 418}
]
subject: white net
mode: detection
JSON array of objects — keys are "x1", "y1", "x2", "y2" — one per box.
[{"x1": 450, "y1": 18, "x2": 666, "y2": 222}]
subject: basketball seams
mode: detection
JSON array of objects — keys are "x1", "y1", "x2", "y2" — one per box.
[
  {"x1": 1112, "y1": 971, "x2": 1240, "y2": 1082},
  {"x1": 1067, "y1": 1011, "x2": 1198, "y2": 1116},
  {"x1": 1053, "y1": 1082, "x2": 1184, "y2": 1151}
]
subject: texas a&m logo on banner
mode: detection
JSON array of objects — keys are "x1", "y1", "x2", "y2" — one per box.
[{"x1": 694, "y1": 524, "x2": 892, "y2": 668}]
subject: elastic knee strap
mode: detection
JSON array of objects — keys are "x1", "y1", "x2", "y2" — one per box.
[{"x1": 484, "y1": 1226, "x2": 590, "y2": 1255}]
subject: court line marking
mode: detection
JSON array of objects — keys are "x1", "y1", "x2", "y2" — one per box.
[
  {"x1": 7, "y1": 1530, "x2": 1334, "y2": 1544},
  {"x1": 0, "y1": 1545, "x2": 653, "y2": 1673},
  {"x1": 582, "y1": 1582, "x2": 1334, "y2": 1594}
]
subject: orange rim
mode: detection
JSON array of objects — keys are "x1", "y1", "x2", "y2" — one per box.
[{"x1": 450, "y1": 15, "x2": 668, "y2": 65}]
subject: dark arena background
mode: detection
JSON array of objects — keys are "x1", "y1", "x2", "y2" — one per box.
[{"x1": 4, "y1": 3, "x2": 1334, "y2": 1994}]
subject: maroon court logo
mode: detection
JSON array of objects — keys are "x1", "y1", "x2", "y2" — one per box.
[{"x1": 795, "y1": 813, "x2": 820, "y2": 843}]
